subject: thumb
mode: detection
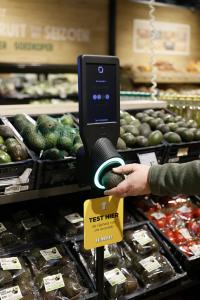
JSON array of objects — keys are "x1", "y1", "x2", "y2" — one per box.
[{"x1": 113, "y1": 163, "x2": 140, "y2": 174}]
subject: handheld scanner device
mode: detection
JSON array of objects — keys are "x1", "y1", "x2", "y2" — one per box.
[{"x1": 78, "y1": 55, "x2": 125, "y2": 189}]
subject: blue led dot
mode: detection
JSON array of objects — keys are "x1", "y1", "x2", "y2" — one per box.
[
  {"x1": 93, "y1": 94, "x2": 97, "y2": 100},
  {"x1": 105, "y1": 94, "x2": 110, "y2": 100},
  {"x1": 97, "y1": 94, "x2": 101, "y2": 100}
]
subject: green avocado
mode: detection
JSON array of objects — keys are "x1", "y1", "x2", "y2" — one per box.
[
  {"x1": 135, "y1": 136, "x2": 149, "y2": 147},
  {"x1": 180, "y1": 130, "x2": 194, "y2": 142},
  {"x1": 194, "y1": 129, "x2": 200, "y2": 141},
  {"x1": 120, "y1": 127, "x2": 125, "y2": 137},
  {"x1": 148, "y1": 130, "x2": 163, "y2": 146},
  {"x1": 120, "y1": 119, "x2": 127, "y2": 126},
  {"x1": 122, "y1": 125, "x2": 139, "y2": 136},
  {"x1": 0, "y1": 126, "x2": 14, "y2": 138},
  {"x1": 0, "y1": 136, "x2": 4, "y2": 144},
  {"x1": 186, "y1": 119, "x2": 198, "y2": 128},
  {"x1": 0, "y1": 144, "x2": 7, "y2": 152},
  {"x1": 122, "y1": 133, "x2": 136, "y2": 147},
  {"x1": 60, "y1": 114, "x2": 74, "y2": 127},
  {"x1": 175, "y1": 127, "x2": 187, "y2": 136},
  {"x1": 164, "y1": 132, "x2": 182, "y2": 143},
  {"x1": 139, "y1": 123, "x2": 152, "y2": 137},
  {"x1": 163, "y1": 114, "x2": 174, "y2": 123},
  {"x1": 156, "y1": 123, "x2": 170, "y2": 134},
  {"x1": 101, "y1": 170, "x2": 124, "y2": 190},
  {"x1": 117, "y1": 137, "x2": 127, "y2": 150},
  {"x1": 167, "y1": 122, "x2": 178, "y2": 131},
  {"x1": 0, "y1": 150, "x2": 12, "y2": 163},
  {"x1": 44, "y1": 132, "x2": 59, "y2": 149}
]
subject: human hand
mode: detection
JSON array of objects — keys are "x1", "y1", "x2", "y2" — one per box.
[{"x1": 104, "y1": 163, "x2": 151, "y2": 197}]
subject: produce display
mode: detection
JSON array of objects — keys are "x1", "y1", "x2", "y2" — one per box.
[
  {"x1": 0, "y1": 125, "x2": 29, "y2": 163},
  {"x1": 141, "y1": 196, "x2": 200, "y2": 257},
  {"x1": 117, "y1": 109, "x2": 200, "y2": 150},
  {"x1": 0, "y1": 255, "x2": 38, "y2": 299},
  {"x1": 74, "y1": 224, "x2": 176, "y2": 299},
  {"x1": 27, "y1": 244, "x2": 89, "y2": 299},
  {"x1": 12, "y1": 114, "x2": 83, "y2": 159},
  {"x1": 0, "y1": 221, "x2": 23, "y2": 254}
]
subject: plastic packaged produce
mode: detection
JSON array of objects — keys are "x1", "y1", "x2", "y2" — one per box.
[
  {"x1": 0, "y1": 221, "x2": 23, "y2": 253},
  {"x1": 31, "y1": 245, "x2": 89, "y2": 299},
  {"x1": 124, "y1": 226, "x2": 159, "y2": 256},
  {"x1": 0, "y1": 255, "x2": 38, "y2": 299},
  {"x1": 56, "y1": 208, "x2": 84, "y2": 238}
]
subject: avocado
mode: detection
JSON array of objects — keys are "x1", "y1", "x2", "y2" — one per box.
[
  {"x1": 144, "y1": 109, "x2": 154, "y2": 115},
  {"x1": 122, "y1": 133, "x2": 136, "y2": 147},
  {"x1": 186, "y1": 119, "x2": 198, "y2": 128},
  {"x1": 156, "y1": 110, "x2": 165, "y2": 118},
  {"x1": 167, "y1": 122, "x2": 178, "y2": 131},
  {"x1": 163, "y1": 114, "x2": 174, "y2": 123},
  {"x1": 194, "y1": 129, "x2": 200, "y2": 141},
  {"x1": 148, "y1": 130, "x2": 163, "y2": 146},
  {"x1": 120, "y1": 119, "x2": 127, "y2": 126},
  {"x1": 0, "y1": 150, "x2": 12, "y2": 163},
  {"x1": 122, "y1": 125, "x2": 139, "y2": 136},
  {"x1": 60, "y1": 114, "x2": 74, "y2": 127},
  {"x1": 44, "y1": 132, "x2": 59, "y2": 149},
  {"x1": 175, "y1": 127, "x2": 187, "y2": 136},
  {"x1": 0, "y1": 144, "x2": 7, "y2": 152},
  {"x1": 135, "y1": 112, "x2": 145, "y2": 120},
  {"x1": 37, "y1": 114, "x2": 58, "y2": 134},
  {"x1": 13, "y1": 114, "x2": 31, "y2": 132},
  {"x1": 174, "y1": 115, "x2": 182, "y2": 122},
  {"x1": 164, "y1": 132, "x2": 182, "y2": 143},
  {"x1": 6, "y1": 140, "x2": 28, "y2": 161},
  {"x1": 141, "y1": 115, "x2": 153, "y2": 123},
  {"x1": 0, "y1": 126, "x2": 14, "y2": 138},
  {"x1": 25, "y1": 130, "x2": 46, "y2": 152},
  {"x1": 57, "y1": 136, "x2": 73, "y2": 152},
  {"x1": 129, "y1": 118, "x2": 141, "y2": 128},
  {"x1": 117, "y1": 137, "x2": 127, "y2": 150},
  {"x1": 149, "y1": 118, "x2": 163, "y2": 129},
  {"x1": 156, "y1": 123, "x2": 170, "y2": 134},
  {"x1": 0, "y1": 136, "x2": 4, "y2": 144},
  {"x1": 180, "y1": 130, "x2": 194, "y2": 142},
  {"x1": 176, "y1": 121, "x2": 187, "y2": 128},
  {"x1": 139, "y1": 123, "x2": 152, "y2": 137},
  {"x1": 135, "y1": 136, "x2": 149, "y2": 147},
  {"x1": 101, "y1": 170, "x2": 125, "y2": 189},
  {"x1": 120, "y1": 127, "x2": 125, "y2": 137}
]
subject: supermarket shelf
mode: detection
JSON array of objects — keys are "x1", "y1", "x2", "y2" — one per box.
[
  {"x1": 0, "y1": 184, "x2": 90, "y2": 205},
  {"x1": 134, "y1": 72, "x2": 200, "y2": 84},
  {"x1": 1, "y1": 100, "x2": 167, "y2": 116}
]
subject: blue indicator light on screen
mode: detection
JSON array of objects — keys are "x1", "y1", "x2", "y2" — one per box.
[
  {"x1": 93, "y1": 94, "x2": 97, "y2": 100},
  {"x1": 105, "y1": 94, "x2": 110, "y2": 100},
  {"x1": 97, "y1": 94, "x2": 101, "y2": 100},
  {"x1": 98, "y1": 66, "x2": 104, "y2": 74}
]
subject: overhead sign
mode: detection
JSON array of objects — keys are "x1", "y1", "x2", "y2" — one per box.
[
  {"x1": 0, "y1": 0, "x2": 108, "y2": 64},
  {"x1": 84, "y1": 196, "x2": 124, "y2": 250}
]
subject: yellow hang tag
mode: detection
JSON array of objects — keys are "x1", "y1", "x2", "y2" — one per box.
[{"x1": 84, "y1": 196, "x2": 124, "y2": 250}]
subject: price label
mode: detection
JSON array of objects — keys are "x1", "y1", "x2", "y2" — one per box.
[
  {"x1": 43, "y1": 273, "x2": 65, "y2": 292},
  {"x1": 190, "y1": 244, "x2": 200, "y2": 256},
  {"x1": 40, "y1": 247, "x2": 62, "y2": 261},
  {"x1": 132, "y1": 229, "x2": 152, "y2": 246},
  {"x1": 64, "y1": 213, "x2": 83, "y2": 224},
  {"x1": 84, "y1": 196, "x2": 123, "y2": 249},
  {"x1": 179, "y1": 228, "x2": 192, "y2": 240},
  {"x1": 177, "y1": 205, "x2": 191, "y2": 213},
  {"x1": 177, "y1": 147, "x2": 188, "y2": 157},
  {"x1": 104, "y1": 268, "x2": 126, "y2": 286},
  {"x1": 138, "y1": 152, "x2": 158, "y2": 166},
  {"x1": 21, "y1": 217, "x2": 41, "y2": 230},
  {"x1": 0, "y1": 257, "x2": 22, "y2": 270},
  {"x1": 139, "y1": 256, "x2": 161, "y2": 273},
  {"x1": 0, "y1": 223, "x2": 7, "y2": 234},
  {"x1": 151, "y1": 212, "x2": 166, "y2": 220},
  {"x1": 0, "y1": 286, "x2": 22, "y2": 300}
]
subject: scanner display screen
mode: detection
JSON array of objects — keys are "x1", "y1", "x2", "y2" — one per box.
[{"x1": 86, "y1": 63, "x2": 117, "y2": 124}]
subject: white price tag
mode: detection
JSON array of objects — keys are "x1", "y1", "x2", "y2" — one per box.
[
  {"x1": 132, "y1": 229, "x2": 152, "y2": 246},
  {"x1": 0, "y1": 286, "x2": 22, "y2": 300},
  {"x1": 0, "y1": 223, "x2": 7, "y2": 234},
  {"x1": 40, "y1": 247, "x2": 62, "y2": 261},
  {"x1": 43, "y1": 273, "x2": 65, "y2": 292},
  {"x1": 64, "y1": 213, "x2": 83, "y2": 224},
  {"x1": 104, "y1": 245, "x2": 112, "y2": 259},
  {"x1": 151, "y1": 212, "x2": 166, "y2": 220},
  {"x1": 138, "y1": 152, "x2": 158, "y2": 166},
  {"x1": 0, "y1": 257, "x2": 22, "y2": 270},
  {"x1": 139, "y1": 256, "x2": 161, "y2": 273},
  {"x1": 21, "y1": 217, "x2": 41, "y2": 230},
  {"x1": 190, "y1": 244, "x2": 200, "y2": 257},
  {"x1": 179, "y1": 228, "x2": 192, "y2": 240},
  {"x1": 177, "y1": 205, "x2": 191, "y2": 213},
  {"x1": 104, "y1": 268, "x2": 126, "y2": 286}
]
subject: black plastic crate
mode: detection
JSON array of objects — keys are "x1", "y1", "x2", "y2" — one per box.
[
  {"x1": 0, "y1": 117, "x2": 36, "y2": 194},
  {"x1": 163, "y1": 140, "x2": 200, "y2": 163},
  {"x1": 127, "y1": 196, "x2": 200, "y2": 279},
  {"x1": 70, "y1": 221, "x2": 185, "y2": 300},
  {"x1": 6, "y1": 114, "x2": 78, "y2": 189}
]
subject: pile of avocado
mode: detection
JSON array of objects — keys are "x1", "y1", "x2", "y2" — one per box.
[
  {"x1": 117, "y1": 109, "x2": 200, "y2": 150},
  {"x1": 0, "y1": 125, "x2": 28, "y2": 164},
  {"x1": 13, "y1": 114, "x2": 83, "y2": 160}
]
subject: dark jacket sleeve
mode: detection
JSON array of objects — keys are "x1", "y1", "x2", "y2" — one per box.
[{"x1": 148, "y1": 160, "x2": 200, "y2": 196}]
